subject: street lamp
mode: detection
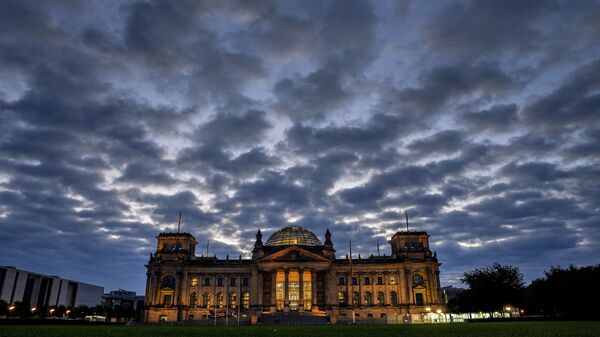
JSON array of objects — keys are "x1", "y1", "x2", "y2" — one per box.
[
  {"x1": 31, "y1": 307, "x2": 37, "y2": 313},
  {"x1": 49, "y1": 308, "x2": 55, "y2": 316}
]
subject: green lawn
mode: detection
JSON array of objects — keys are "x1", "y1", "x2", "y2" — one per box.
[{"x1": 1, "y1": 322, "x2": 599, "y2": 337}]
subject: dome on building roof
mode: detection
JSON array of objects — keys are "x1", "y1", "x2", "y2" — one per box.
[{"x1": 265, "y1": 226, "x2": 322, "y2": 246}]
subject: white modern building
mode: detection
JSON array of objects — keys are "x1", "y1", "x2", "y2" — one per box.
[{"x1": 0, "y1": 266, "x2": 103, "y2": 307}]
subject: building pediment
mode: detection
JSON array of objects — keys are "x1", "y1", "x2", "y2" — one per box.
[{"x1": 258, "y1": 246, "x2": 331, "y2": 263}]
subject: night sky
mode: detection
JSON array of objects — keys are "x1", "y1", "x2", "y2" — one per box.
[{"x1": 1, "y1": 0, "x2": 599, "y2": 295}]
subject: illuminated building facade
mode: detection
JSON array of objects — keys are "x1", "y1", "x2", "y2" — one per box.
[{"x1": 143, "y1": 226, "x2": 444, "y2": 323}]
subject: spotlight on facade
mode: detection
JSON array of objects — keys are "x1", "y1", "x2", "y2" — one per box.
[
  {"x1": 426, "y1": 307, "x2": 431, "y2": 312},
  {"x1": 436, "y1": 309, "x2": 442, "y2": 314}
]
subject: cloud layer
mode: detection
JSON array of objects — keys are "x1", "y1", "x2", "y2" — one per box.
[{"x1": 1, "y1": 0, "x2": 599, "y2": 293}]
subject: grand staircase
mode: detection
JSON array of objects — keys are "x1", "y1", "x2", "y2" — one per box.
[{"x1": 259, "y1": 311, "x2": 330, "y2": 325}]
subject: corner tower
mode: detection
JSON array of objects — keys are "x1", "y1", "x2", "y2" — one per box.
[{"x1": 154, "y1": 233, "x2": 197, "y2": 260}]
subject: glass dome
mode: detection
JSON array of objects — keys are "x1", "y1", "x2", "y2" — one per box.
[{"x1": 265, "y1": 226, "x2": 322, "y2": 246}]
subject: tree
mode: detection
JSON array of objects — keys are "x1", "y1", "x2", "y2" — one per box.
[
  {"x1": 459, "y1": 263, "x2": 524, "y2": 316},
  {"x1": 0, "y1": 300, "x2": 8, "y2": 316},
  {"x1": 525, "y1": 264, "x2": 600, "y2": 319}
]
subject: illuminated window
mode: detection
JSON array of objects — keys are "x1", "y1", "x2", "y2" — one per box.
[
  {"x1": 353, "y1": 291, "x2": 360, "y2": 306},
  {"x1": 216, "y1": 292, "x2": 224, "y2": 308},
  {"x1": 229, "y1": 292, "x2": 237, "y2": 309},
  {"x1": 202, "y1": 293, "x2": 210, "y2": 307},
  {"x1": 303, "y1": 270, "x2": 312, "y2": 311},
  {"x1": 289, "y1": 271, "x2": 299, "y2": 311},
  {"x1": 189, "y1": 292, "x2": 197, "y2": 308},
  {"x1": 242, "y1": 292, "x2": 249, "y2": 309},
  {"x1": 191, "y1": 278, "x2": 198, "y2": 286},
  {"x1": 365, "y1": 291, "x2": 373, "y2": 306},
  {"x1": 276, "y1": 271, "x2": 284, "y2": 311},
  {"x1": 389, "y1": 275, "x2": 397, "y2": 285},
  {"x1": 338, "y1": 291, "x2": 347, "y2": 306}
]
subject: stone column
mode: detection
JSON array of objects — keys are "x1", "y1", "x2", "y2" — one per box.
[
  {"x1": 212, "y1": 274, "x2": 217, "y2": 312},
  {"x1": 371, "y1": 272, "x2": 375, "y2": 306},
  {"x1": 237, "y1": 274, "x2": 241, "y2": 311},
  {"x1": 147, "y1": 272, "x2": 155, "y2": 305},
  {"x1": 435, "y1": 270, "x2": 442, "y2": 304},
  {"x1": 271, "y1": 270, "x2": 277, "y2": 309},
  {"x1": 398, "y1": 268, "x2": 408, "y2": 304},
  {"x1": 358, "y1": 272, "x2": 362, "y2": 307},
  {"x1": 311, "y1": 270, "x2": 317, "y2": 307},
  {"x1": 256, "y1": 271, "x2": 263, "y2": 306},
  {"x1": 184, "y1": 271, "x2": 190, "y2": 319},
  {"x1": 426, "y1": 268, "x2": 434, "y2": 304},
  {"x1": 384, "y1": 272, "x2": 389, "y2": 306},
  {"x1": 346, "y1": 272, "x2": 351, "y2": 306},
  {"x1": 299, "y1": 268, "x2": 304, "y2": 310},
  {"x1": 155, "y1": 272, "x2": 162, "y2": 306},
  {"x1": 284, "y1": 269, "x2": 290, "y2": 311}
]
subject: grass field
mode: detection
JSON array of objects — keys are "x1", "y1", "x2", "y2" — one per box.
[{"x1": 1, "y1": 322, "x2": 599, "y2": 337}]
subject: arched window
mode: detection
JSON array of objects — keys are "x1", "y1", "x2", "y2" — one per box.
[
  {"x1": 338, "y1": 291, "x2": 347, "y2": 306},
  {"x1": 377, "y1": 291, "x2": 385, "y2": 306},
  {"x1": 229, "y1": 292, "x2": 237, "y2": 309},
  {"x1": 189, "y1": 292, "x2": 197, "y2": 308},
  {"x1": 353, "y1": 291, "x2": 360, "y2": 306},
  {"x1": 412, "y1": 274, "x2": 424, "y2": 286},
  {"x1": 242, "y1": 292, "x2": 250, "y2": 309},
  {"x1": 161, "y1": 275, "x2": 176, "y2": 289},
  {"x1": 202, "y1": 293, "x2": 211, "y2": 308},
  {"x1": 216, "y1": 292, "x2": 224, "y2": 308},
  {"x1": 390, "y1": 291, "x2": 398, "y2": 306},
  {"x1": 365, "y1": 291, "x2": 373, "y2": 306}
]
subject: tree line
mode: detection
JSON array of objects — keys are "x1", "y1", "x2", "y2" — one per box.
[{"x1": 448, "y1": 263, "x2": 600, "y2": 319}]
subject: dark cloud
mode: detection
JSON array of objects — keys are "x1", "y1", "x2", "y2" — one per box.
[
  {"x1": 462, "y1": 104, "x2": 518, "y2": 131},
  {"x1": 0, "y1": 0, "x2": 599, "y2": 294},
  {"x1": 407, "y1": 130, "x2": 465, "y2": 156},
  {"x1": 522, "y1": 59, "x2": 600, "y2": 130},
  {"x1": 398, "y1": 62, "x2": 517, "y2": 113}
]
